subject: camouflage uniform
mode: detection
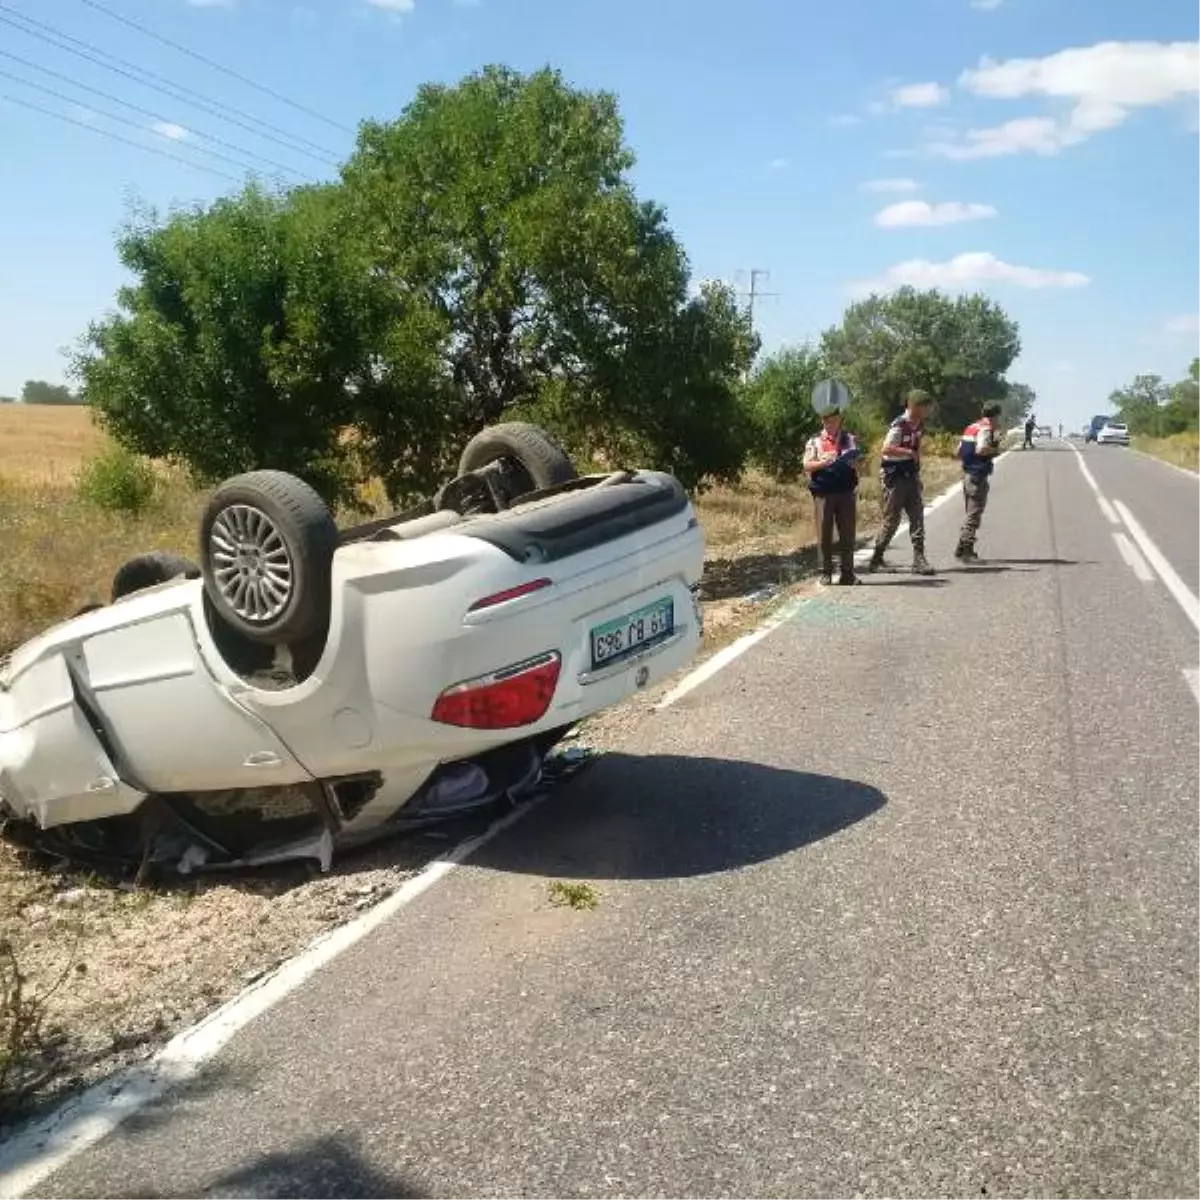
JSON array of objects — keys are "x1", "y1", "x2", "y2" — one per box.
[
  {"x1": 955, "y1": 405, "x2": 1002, "y2": 561},
  {"x1": 867, "y1": 394, "x2": 934, "y2": 575}
]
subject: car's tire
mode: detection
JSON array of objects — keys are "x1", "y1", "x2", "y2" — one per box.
[
  {"x1": 199, "y1": 471, "x2": 338, "y2": 645},
  {"x1": 111, "y1": 551, "x2": 200, "y2": 602},
  {"x1": 457, "y1": 422, "x2": 578, "y2": 501}
]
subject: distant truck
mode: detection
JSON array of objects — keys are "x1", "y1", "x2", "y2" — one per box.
[{"x1": 1085, "y1": 415, "x2": 1113, "y2": 443}]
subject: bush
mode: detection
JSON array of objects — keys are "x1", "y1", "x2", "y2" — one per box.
[{"x1": 76, "y1": 445, "x2": 157, "y2": 514}]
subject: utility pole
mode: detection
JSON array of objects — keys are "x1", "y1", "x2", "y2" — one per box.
[
  {"x1": 735, "y1": 268, "x2": 779, "y2": 380},
  {"x1": 738, "y1": 268, "x2": 779, "y2": 330}
]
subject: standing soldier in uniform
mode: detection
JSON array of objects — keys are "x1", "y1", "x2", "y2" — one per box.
[
  {"x1": 866, "y1": 388, "x2": 935, "y2": 575},
  {"x1": 804, "y1": 401, "x2": 861, "y2": 586},
  {"x1": 955, "y1": 401, "x2": 1003, "y2": 562}
]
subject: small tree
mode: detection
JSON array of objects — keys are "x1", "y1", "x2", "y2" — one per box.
[
  {"x1": 1110, "y1": 374, "x2": 1170, "y2": 436},
  {"x1": 739, "y1": 345, "x2": 826, "y2": 482}
]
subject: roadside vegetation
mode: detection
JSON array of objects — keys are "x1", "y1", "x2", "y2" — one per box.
[
  {"x1": 1109, "y1": 358, "x2": 1199, "y2": 473},
  {"x1": 0, "y1": 64, "x2": 1036, "y2": 1121}
]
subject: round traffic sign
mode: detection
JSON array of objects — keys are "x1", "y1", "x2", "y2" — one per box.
[{"x1": 811, "y1": 377, "x2": 851, "y2": 415}]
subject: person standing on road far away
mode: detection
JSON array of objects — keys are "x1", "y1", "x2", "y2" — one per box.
[
  {"x1": 866, "y1": 389, "x2": 935, "y2": 576},
  {"x1": 1023, "y1": 414, "x2": 1036, "y2": 449},
  {"x1": 803, "y1": 404, "x2": 861, "y2": 586},
  {"x1": 955, "y1": 401, "x2": 1004, "y2": 563}
]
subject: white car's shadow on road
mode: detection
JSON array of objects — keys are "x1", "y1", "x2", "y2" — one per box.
[{"x1": 472, "y1": 753, "x2": 886, "y2": 880}]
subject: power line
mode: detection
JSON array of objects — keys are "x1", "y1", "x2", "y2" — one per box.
[
  {"x1": 0, "y1": 4, "x2": 341, "y2": 165},
  {"x1": 0, "y1": 65, "x2": 301, "y2": 181},
  {"x1": 0, "y1": 91, "x2": 240, "y2": 183},
  {"x1": 0, "y1": 49, "x2": 312, "y2": 181},
  {"x1": 78, "y1": 0, "x2": 353, "y2": 135}
]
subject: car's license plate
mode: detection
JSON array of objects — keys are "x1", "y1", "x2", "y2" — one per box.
[{"x1": 591, "y1": 598, "x2": 674, "y2": 668}]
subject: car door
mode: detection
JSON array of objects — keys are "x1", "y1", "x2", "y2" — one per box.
[{"x1": 77, "y1": 602, "x2": 312, "y2": 794}]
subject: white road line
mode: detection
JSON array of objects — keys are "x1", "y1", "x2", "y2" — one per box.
[
  {"x1": 657, "y1": 595, "x2": 807, "y2": 709},
  {"x1": 1068, "y1": 442, "x2": 1125, "y2": 524},
  {"x1": 1112, "y1": 499, "x2": 1200, "y2": 633},
  {"x1": 0, "y1": 798, "x2": 542, "y2": 1199},
  {"x1": 1113, "y1": 531, "x2": 1154, "y2": 582},
  {"x1": 1183, "y1": 668, "x2": 1200, "y2": 704}
]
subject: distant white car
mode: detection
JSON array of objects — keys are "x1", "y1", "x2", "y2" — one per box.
[
  {"x1": 0, "y1": 424, "x2": 705, "y2": 872},
  {"x1": 1096, "y1": 421, "x2": 1130, "y2": 446}
]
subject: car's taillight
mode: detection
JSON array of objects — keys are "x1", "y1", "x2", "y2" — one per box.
[
  {"x1": 431, "y1": 652, "x2": 561, "y2": 729},
  {"x1": 467, "y1": 578, "x2": 552, "y2": 613}
]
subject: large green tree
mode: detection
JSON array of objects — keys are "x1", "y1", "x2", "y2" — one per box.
[
  {"x1": 819, "y1": 286, "x2": 1020, "y2": 432},
  {"x1": 339, "y1": 64, "x2": 756, "y2": 494},
  {"x1": 77, "y1": 65, "x2": 757, "y2": 504}
]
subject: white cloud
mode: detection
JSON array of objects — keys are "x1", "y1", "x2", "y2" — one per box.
[
  {"x1": 970, "y1": 0, "x2": 1004, "y2": 10},
  {"x1": 151, "y1": 121, "x2": 189, "y2": 141},
  {"x1": 850, "y1": 251, "x2": 1090, "y2": 295},
  {"x1": 1165, "y1": 314, "x2": 1200, "y2": 335},
  {"x1": 938, "y1": 41, "x2": 1200, "y2": 156},
  {"x1": 929, "y1": 116, "x2": 1062, "y2": 159},
  {"x1": 874, "y1": 200, "x2": 998, "y2": 227},
  {"x1": 828, "y1": 113, "x2": 864, "y2": 128},
  {"x1": 860, "y1": 177, "x2": 921, "y2": 193},
  {"x1": 365, "y1": 0, "x2": 415, "y2": 9},
  {"x1": 768, "y1": 157, "x2": 790, "y2": 170},
  {"x1": 891, "y1": 81, "x2": 949, "y2": 109}
]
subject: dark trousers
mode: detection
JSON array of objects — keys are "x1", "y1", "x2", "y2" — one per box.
[
  {"x1": 812, "y1": 489, "x2": 857, "y2": 578},
  {"x1": 874, "y1": 472, "x2": 924, "y2": 554},
  {"x1": 958, "y1": 472, "x2": 990, "y2": 548}
]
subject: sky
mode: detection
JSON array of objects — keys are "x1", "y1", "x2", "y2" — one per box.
[{"x1": 0, "y1": 0, "x2": 1196, "y2": 432}]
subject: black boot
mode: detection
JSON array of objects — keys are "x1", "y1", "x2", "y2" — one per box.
[
  {"x1": 912, "y1": 548, "x2": 935, "y2": 576},
  {"x1": 865, "y1": 548, "x2": 886, "y2": 573}
]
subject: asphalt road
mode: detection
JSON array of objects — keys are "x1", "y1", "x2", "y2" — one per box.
[{"x1": 21, "y1": 444, "x2": 1200, "y2": 1200}]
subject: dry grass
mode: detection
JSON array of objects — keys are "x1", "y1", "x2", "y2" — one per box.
[{"x1": 1132, "y1": 432, "x2": 1199, "y2": 474}]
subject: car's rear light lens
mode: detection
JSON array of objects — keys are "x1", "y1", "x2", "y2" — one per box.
[
  {"x1": 468, "y1": 578, "x2": 552, "y2": 613},
  {"x1": 431, "y1": 652, "x2": 561, "y2": 729}
]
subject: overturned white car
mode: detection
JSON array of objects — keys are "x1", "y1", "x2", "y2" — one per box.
[{"x1": 0, "y1": 424, "x2": 704, "y2": 872}]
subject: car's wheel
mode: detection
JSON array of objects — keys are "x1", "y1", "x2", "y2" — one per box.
[
  {"x1": 457, "y1": 422, "x2": 578, "y2": 503},
  {"x1": 111, "y1": 552, "x2": 200, "y2": 602},
  {"x1": 199, "y1": 471, "x2": 338, "y2": 645}
]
